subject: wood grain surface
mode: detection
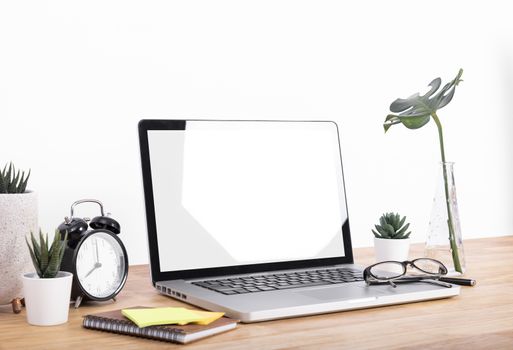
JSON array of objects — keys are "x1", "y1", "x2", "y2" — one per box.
[{"x1": 1, "y1": 237, "x2": 512, "y2": 349}]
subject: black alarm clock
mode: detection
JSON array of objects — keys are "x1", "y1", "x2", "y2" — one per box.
[{"x1": 58, "y1": 199, "x2": 129, "y2": 308}]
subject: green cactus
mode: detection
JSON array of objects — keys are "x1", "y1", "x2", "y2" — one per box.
[
  {"x1": 372, "y1": 212, "x2": 411, "y2": 240},
  {"x1": 25, "y1": 230, "x2": 68, "y2": 278},
  {"x1": 0, "y1": 162, "x2": 30, "y2": 193}
]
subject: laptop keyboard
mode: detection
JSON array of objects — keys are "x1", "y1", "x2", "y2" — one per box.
[{"x1": 191, "y1": 267, "x2": 364, "y2": 295}]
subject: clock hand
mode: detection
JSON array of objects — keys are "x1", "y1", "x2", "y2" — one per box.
[
  {"x1": 95, "y1": 239, "x2": 100, "y2": 264},
  {"x1": 84, "y1": 265, "x2": 97, "y2": 278},
  {"x1": 84, "y1": 262, "x2": 102, "y2": 278}
]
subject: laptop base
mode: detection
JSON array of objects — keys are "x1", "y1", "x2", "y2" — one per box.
[{"x1": 156, "y1": 265, "x2": 460, "y2": 323}]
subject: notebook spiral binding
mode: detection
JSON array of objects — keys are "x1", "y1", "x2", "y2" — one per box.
[{"x1": 83, "y1": 316, "x2": 183, "y2": 343}]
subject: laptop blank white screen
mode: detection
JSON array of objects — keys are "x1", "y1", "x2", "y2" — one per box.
[{"x1": 147, "y1": 121, "x2": 348, "y2": 272}]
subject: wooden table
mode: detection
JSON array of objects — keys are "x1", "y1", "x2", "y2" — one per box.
[{"x1": 1, "y1": 237, "x2": 512, "y2": 349}]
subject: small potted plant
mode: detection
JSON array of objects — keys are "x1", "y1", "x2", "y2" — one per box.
[
  {"x1": 372, "y1": 212, "x2": 411, "y2": 263},
  {"x1": 0, "y1": 163, "x2": 37, "y2": 313},
  {"x1": 23, "y1": 230, "x2": 72, "y2": 326}
]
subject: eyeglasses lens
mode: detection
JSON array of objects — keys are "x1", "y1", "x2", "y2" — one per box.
[
  {"x1": 369, "y1": 262, "x2": 405, "y2": 279},
  {"x1": 413, "y1": 258, "x2": 445, "y2": 274}
]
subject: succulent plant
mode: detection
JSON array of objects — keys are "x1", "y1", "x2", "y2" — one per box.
[
  {"x1": 25, "y1": 230, "x2": 68, "y2": 278},
  {"x1": 0, "y1": 162, "x2": 30, "y2": 193},
  {"x1": 372, "y1": 213, "x2": 411, "y2": 240}
]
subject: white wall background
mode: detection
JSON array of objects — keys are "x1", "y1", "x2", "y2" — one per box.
[{"x1": 1, "y1": 0, "x2": 512, "y2": 265}]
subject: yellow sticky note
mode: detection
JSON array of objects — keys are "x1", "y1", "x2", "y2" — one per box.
[
  {"x1": 121, "y1": 307, "x2": 224, "y2": 328},
  {"x1": 188, "y1": 310, "x2": 226, "y2": 325}
]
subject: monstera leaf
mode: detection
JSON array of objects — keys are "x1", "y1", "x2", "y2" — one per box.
[
  {"x1": 384, "y1": 69, "x2": 463, "y2": 132},
  {"x1": 382, "y1": 68, "x2": 465, "y2": 273}
]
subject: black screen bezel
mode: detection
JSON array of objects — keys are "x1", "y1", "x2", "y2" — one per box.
[{"x1": 138, "y1": 119, "x2": 354, "y2": 284}]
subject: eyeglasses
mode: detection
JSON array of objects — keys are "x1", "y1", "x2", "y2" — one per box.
[{"x1": 363, "y1": 258, "x2": 452, "y2": 288}]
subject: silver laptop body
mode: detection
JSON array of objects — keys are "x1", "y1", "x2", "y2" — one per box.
[{"x1": 138, "y1": 119, "x2": 459, "y2": 323}]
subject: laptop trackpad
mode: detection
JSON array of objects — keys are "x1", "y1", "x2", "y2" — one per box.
[{"x1": 298, "y1": 285, "x2": 390, "y2": 301}]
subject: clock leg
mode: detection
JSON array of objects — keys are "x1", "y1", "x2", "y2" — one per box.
[
  {"x1": 74, "y1": 295, "x2": 83, "y2": 309},
  {"x1": 112, "y1": 297, "x2": 116, "y2": 302}
]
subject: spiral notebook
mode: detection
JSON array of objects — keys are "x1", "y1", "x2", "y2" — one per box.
[{"x1": 83, "y1": 306, "x2": 238, "y2": 344}]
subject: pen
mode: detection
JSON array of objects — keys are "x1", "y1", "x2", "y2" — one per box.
[{"x1": 439, "y1": 277, "x2": 476, "y2": 286}]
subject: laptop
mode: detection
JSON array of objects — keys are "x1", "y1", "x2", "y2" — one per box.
[{"x1": 138, "y1": 119, "x2": 459, "y2": 323}]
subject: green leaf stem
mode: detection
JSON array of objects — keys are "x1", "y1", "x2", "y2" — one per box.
[{"x1": 383, "y1": 69, "x2": 464, "y2": 272}]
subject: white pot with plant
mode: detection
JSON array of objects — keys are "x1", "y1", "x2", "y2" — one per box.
[
  {"x1": 23, "y1": 230, "x2": 72, "y2": 326},
  {"x1": 0, "y1": 163, "x2": 37, "y2": 313},
  {"x1": 372, "y1": 212, "x2": 411, "y2": 263}
]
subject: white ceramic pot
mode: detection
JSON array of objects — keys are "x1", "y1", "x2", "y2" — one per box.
[
  {"x1": 22, "y1": 271, "x2": 73, "y2": 326},
  {"x1": 0, "y1": 191, "x2": 38, "y2": 305},
  {"x1": 374, "y1": 237, "x2": 411, "y2": 263}
]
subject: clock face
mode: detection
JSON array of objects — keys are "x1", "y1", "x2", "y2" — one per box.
[{"x1": 75, "y1": 231, "x2": 127, "y2": 299}]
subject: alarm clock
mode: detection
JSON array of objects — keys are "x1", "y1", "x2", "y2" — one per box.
[{"x1": 58, "y1": 199, "x2": 129, "y2": 308}]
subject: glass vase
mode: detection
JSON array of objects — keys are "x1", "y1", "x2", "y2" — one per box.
[{"x1": 425, "y1": 162, "x2": 466, "y2": 275}]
